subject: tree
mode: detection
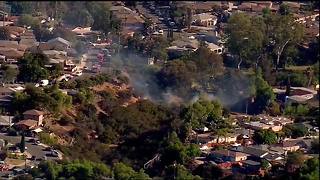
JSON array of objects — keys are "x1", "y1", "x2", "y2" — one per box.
[
  {"x1": 161, "y1": 132, "x2": 200, "y2": 166},
  {"x1": 11, "y1": 84, "x2": 72, "y2": 114},
  {"x1": 194, "y1": 162, "x2": 223, "y2": 180},
  {"x1": 0, "y1": 27, "x2": 10, "y2": 40},
  {"x1": 311, "y1": 138, "x2": 319, "y2": 154},
  {"x1": 253, "y1": 129, "x2": 277, "y2": 145},
  {"x1": 282, "y1": 124, "x2": 308, "y2": 138},
  {"x1": 251, "y1": 69, "x2": 275, "y2": 113},
  {"x1": 286, "y1": 152, "x2": 306, "y2": 171},
  {"x1": 279, "y1": 3, "x2": 291, "y2": 16},
  {"x1": 17, "y1": 14, "x2": 39, "y2": 28},
  {"x1": 38, "y1": 160, "x2": 112, "y2": 179},
  {"x1": 51, "y1": 27, "x2": 77, "y2": 43},
  {"x1": 51, "y1": 64, "x2": 63, "y2": 78},
  {"x1": 181, "y1": 99, "x2": 223, "y2": 129},
  {"x1": 113, "y1": 162, "x2": 150, "y2": 180},
  {"x1": 63, "y1": 9, "x2": 93, "y2": 27},
  {"x1": 1, "y1": 65, "x2": 19, "y2": 83},
  {"x1": 284, "y1": 104, "x2": 309, "y2": 117},
  {"x1": 166, "y1": 164, "x2": 201, "y2": 180},
  {"x1": 157, "y1": 60, "x2": 197, "y2": 93},
  {"x1": 226, "y1": 13, "x2": 265, "y2": 69},
  {"x1": 91, "y1": 3, "x2": 121, "y2": 35},
  {"x1": 270, "y1": 15, "x2": 304, "y2": 70},
  {"x1": 299, "y1": 158, "x2": 319, "y2": 180},
  {"x1": 186, "y1": 7, "x2": 193, "y2": 30},
  {"x1": 9, "y1": 1, "x2": 34, "y2": 15},
  {"x1": 19, "y1": 132, "x2": 25, "y2": 153},
  {"x1": 18, "y1": 53, "x2": 49, "y2": 83}
]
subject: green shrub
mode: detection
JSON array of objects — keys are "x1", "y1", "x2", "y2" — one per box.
[{"x1": 39, "y1": 133, "x2": 58, "y2": 146}]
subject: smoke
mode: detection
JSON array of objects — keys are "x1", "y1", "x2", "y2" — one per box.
[{"x1": 108, "y1": 53, "x2": 252, "y2": 110}]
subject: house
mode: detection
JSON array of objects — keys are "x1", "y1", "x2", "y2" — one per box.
[
  {"x1": 71, "y1": 27, "x2": 100, "y2": 37},
  {"x1": 211, "y1": 150, "x2": 249, "y2": 162},
  {"x1": 0, "y1": 87, "x2": 14, "y2": 107},
  {"x1": 110, "y1": 5, "x2": 145, "y2": 36},
  {"x1": 282, "y1": 139, "x2": 313, "y2": 152},
  {"x1": 23, "y1": 109, "x2": 45, "y2": 126},
  {"x1": 19, "y1": 30, "x2": 37, "y2": 48},
  {"x1": 241, "y1": 160, "x2": 262, "y2": 174},
  {"x1": 212, "y1": 134, "x2": 238, "y2": 144},
  {"x1": 4, "y1": 26, "x2": 25, "y2": 40},
  {"x1": 0, "y1": 115, "x2": 14, "y2": 128},
  {"x1": 0, "y1": 40, "x2": 26, "y2": 62},
  {"x1": 14, "y1": 119, "x2": 38, "y2": 130},
  {"x1": 192, "y1": 13, "x2": 217, "y2": 27},
  {"x1": 263, "y1": 153, "x2": 284, "y2": 162},
  {"x1": 47, "y1": 37, "x2": 71, "y2": 51},
  {"x1": 167, "y1": 39, "x2": 199, "y2": 59},
  {"x1": 231, "y1": 146, "x2": 269, "y2": 160},
  {"x1": 192, "y1": 2, "x2": 220, "y2": 13},
  {"x1": 206, "y1": 42, "x2": 223, "y2": 54},
  {"x1": 256, "y1": 114, "x2": 293, "y2": 125},
  {"x1": 243, "y1": 120, "x2": 283, "y2": 132},
  {"x1": 282, "y1": 2, "x2": 301, "y2": 12}
]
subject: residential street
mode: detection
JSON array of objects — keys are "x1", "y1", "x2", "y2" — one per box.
[{"x1": 0, "y1": 133, "x2": 61, "y2": 163}]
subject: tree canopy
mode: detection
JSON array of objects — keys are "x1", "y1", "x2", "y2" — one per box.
[
  {"x1": 253, "y1": 129, "x2": 277, "y2": 145},
  {"x1": 17, "y1": 53, "x2": 49, "y2": 83}
]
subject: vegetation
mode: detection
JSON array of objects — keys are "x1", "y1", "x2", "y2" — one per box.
[
  {"x1": 0, "y1": 27, "x2": 10, "y2": 40},
  {"x1": 225, "y1": 12, "x2": 304, "y2": 70},
  {"x1": 284, "y1": 104, "x2": 310, "y2": 117},
  {"x1": 19, "y1": 132, "x2": 25, "y2": 153},
  {"x1": 282, "y1": 124, "x2": 308, "y2": 138},
  {"x1": 253, "y1": 129, "x2": 277, "y2": 145},
  {"x1": 161, "y1": 132, "x2": 201, "y2": 166},
  {"x1": 299, "y1": 158, "x2": 319, "y2": 180},
  {"x1": 113, "y1": 162, "x2": 150, "y2": 180},
  {"x1": 36, "y1": 160, "x2": 112, "y2": 179},
  {"x1": 39, "y1": 133, "x2": 58, "y2": 146},
  {"x1": 17, "y1": 53, "x2": 50, "y2": 83},
  {"x1": 1, "y1": 64, "x2": 19, "y2": 83},
  {"x1": 11, "y1": 84, "x2": 72, "y2": 114}
]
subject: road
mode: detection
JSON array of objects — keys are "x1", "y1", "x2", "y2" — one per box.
[{"x1": 0, "y1": 133, "x2": 61, "y2": 164}]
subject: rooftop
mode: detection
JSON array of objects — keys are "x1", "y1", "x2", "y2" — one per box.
[
  {"x1": 242, "y1": 160, "x2": 261, "y2": 166},
  {"x1": 15, "y1": 119, "x2": 38, "y2": 128},
  {"x1": 213, "y1": 149, "x2": 248, "y2": 158},
  {"x1": 193, "y1": 13, "x2": 217, "y2": 22},
  {"x1": 23, "y1": 109, "x2": 45, "y2": 116},
  {"x1": 0, "y1": 116, "x2": 14, "y2": 126},
  {"x1": 232, "y1": 146, "x2": 269, "y2": 157},
  {"x1": 47, "y1": 37, "x2": 71, "y2": 47}
]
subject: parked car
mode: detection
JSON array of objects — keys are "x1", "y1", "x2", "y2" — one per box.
[
  {"x1": 13, "y1": 168, "x2": 24, "y2": 175},
  {"x1": 50, "y1": 150, "x2": 59, "y2": 157},
  {"x1": 30, "y1": 156, "x2": 36, "y2": 161},
  {"x1": 33, "y1": 140, "x2": 40, "y2": 145},
  {"x1": 43, "y1": 146, "x2": 53, "y2": 151}
]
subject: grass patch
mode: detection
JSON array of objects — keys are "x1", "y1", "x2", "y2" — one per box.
[
  {"x1": 285, "y1": 65, "x2": 311, "y2": 72},
  {"x1": 39, "y1": 132, "x2": 58, "y2": 146}
]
